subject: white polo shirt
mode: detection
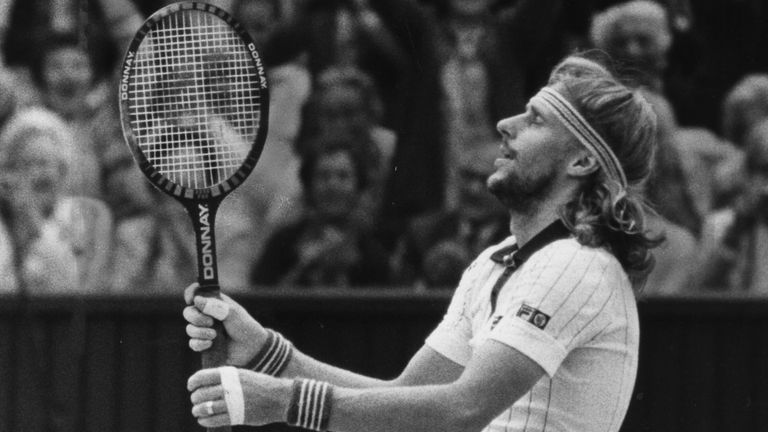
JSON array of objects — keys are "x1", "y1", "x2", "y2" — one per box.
[{"x1": 426, "y1": 222, "x2": 639, "y2": 432}]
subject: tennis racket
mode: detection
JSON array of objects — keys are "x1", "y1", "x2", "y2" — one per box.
[{"x1": 118, "y1": 1, "x2": 268, "y2": 423}]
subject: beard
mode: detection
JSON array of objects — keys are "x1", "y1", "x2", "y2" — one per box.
[{"x1": 486, "y1": 164, "x2": 555, "y2": 213}]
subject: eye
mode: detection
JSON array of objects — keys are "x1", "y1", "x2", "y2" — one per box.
[{"x1": 528, "y1": 112, "x2": 544, "y2": 126}]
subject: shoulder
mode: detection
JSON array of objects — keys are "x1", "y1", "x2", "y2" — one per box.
[{"x1": 518, "y1": 238, "x2": 629, "y2": 294}]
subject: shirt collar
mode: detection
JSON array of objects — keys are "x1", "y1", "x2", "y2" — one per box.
[{"x1": 490, "y1": 219, "x2": 572, "y2": 268}]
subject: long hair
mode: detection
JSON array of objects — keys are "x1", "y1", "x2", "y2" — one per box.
[{"x1": 548, "y1": 55, "x2": 662, "y2": 288}]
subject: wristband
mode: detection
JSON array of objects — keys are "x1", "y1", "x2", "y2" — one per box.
[
  {"x1": 286, "y1": 379, "x2": 333, "y2": 431},
  {"x1": 244, "y1": 329, "x2": 293, "y2": 376}
]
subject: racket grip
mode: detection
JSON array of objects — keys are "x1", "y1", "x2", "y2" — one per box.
[
  {"x1": 199, "y1": 293, "x2": 231, "y2": 432},
  {"x1": 202, "y1": 320, "x2": 229, "y2": 368}
]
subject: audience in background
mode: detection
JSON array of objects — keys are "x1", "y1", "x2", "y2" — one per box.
[
  {"x1": 692, "y1": 119, "x2": 768, "y2": 294},
  {"x1": 0, "y1": 0, "x2": 767, "y2": 296},
  {"x1": 251, "y1": 134, "x2": 391, "y2": 288},
  {"x1": 712, "y1": 75, "x2": 768, "y2": 208},
  {"x1": 297, "y1": 65, "x2": 396, "y2": 227},
  {"x1": 392, "y1": 138, "x2": 508, "y2": 289},
  {"x1": 107, "y1": 180, "x2": 197, "y2": 294},
  {"x1": 0, "y1": 108, "x2": 112, "y2": 294},
  {"x1": 216, "y1": 0, "x2": 312, "y2": 290},
  {"x1": 30, "y1": 33, "x2": 107, "y2": 199}
]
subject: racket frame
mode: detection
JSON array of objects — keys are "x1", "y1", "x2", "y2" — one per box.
[{"x1": 118, "y1": 1, "x2": 269, "y2": 378}]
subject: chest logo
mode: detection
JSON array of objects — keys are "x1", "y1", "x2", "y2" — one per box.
[{"x1": 516, "y1": 303, "x2": 550, "y2": 330}]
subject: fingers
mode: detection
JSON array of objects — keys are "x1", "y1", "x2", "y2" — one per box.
[
  {"x1": 186, "y1": 324, "x2": 216, "y2": 340},
  {"x1": 190, "y1": 384, "x2": 225, "y2": 405},
  {"x1": 186, "y1": 323, "x2": 216, "y2": 352},
  {"x1": 189, "y1": 372, "x2": 231, "y2": 428},
  {"x1": 191, "y1": 398, "x2": 232, "y2": 427},
  {"x1": 183, "y1": 305, "x2": 214, "y2": 327},
  {"x1": 189, "y1": 338, "x2": 213, "y2": 352},
  {"x1": 184, "y1": 282, "x2": 200, "y2": 305},
  {"x1": 196, "y1": 296, "x2": 230, "y2": 321},
  {"x1": 188, "y1": 368, "x2": 222, "y2": 392},
  {"x1": 197, "y1": 413, "x2": 231, "y2": 428},
  {"x1": 191, "y1": 399, "x2": 227, "y2": 417}
]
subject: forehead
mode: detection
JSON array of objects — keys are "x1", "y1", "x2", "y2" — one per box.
[
  {"x1": 5, "y1": 132, "x2": 62, "y2": 163},
  {"x1": 316, "y1": 150, "x2": 354, "y2": 170},
  {"x1": 611, "y1": 17, "x2": 665, "y2": 40},
  {"x1": 318, "y1": 86, "x2": 363, "y2": 104},
  {"x1": 527, "y1": 89, "x2": 581, "y2": 150},
  {"x1": 45, "y1": 45, "x2": 89, "y2": 62}
]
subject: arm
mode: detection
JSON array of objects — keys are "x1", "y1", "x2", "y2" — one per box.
[
  {"x1": 187, "y1": 338, "x2": 543, "y2": 431},
  {"x1": 327, "y1": 341, "x2": 543, "y2": 432},
  {"x1": 184, "y1": 283, "x2": 463, "y2": 388}
]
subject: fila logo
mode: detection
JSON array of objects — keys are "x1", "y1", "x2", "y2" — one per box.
[{"x1": 516, "y1": 303, "x2": 550, "y2": 330}]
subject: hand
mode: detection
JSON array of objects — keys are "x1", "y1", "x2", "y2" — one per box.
[
  {"x1": 188, "y1": 367, "x2": 293, "y2": 428},
  {"x1": 183, "y1": 283, "x2": 267, "y2": 366}
]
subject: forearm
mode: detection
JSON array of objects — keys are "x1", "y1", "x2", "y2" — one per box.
[
  {"x1": 279, "y1": 348, "x2": 392, "y2": 388},
  {"x1": 327, "y1": 383, "x2": 479, "y2": 432}
]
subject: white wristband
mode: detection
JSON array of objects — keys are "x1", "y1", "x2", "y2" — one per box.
[
  {"x1": 202, "y1": 298, "x2": 230, "y2": 321},
  {"x1": 218, "y1": 366, "x2": 245, "y2": 425}
]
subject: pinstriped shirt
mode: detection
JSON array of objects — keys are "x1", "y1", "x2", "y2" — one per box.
[{"x1": 425, "y1": 222, "x2": 639, "y2": 432}]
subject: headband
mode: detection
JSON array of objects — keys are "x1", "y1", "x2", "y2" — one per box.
[{"x1": 533, "y1": 87, "x2": 628, "y2": 188}]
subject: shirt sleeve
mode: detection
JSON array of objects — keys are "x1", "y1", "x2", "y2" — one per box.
[
  {"x1": 488, "y1": 240, "x2": 628, "y2": 376},
  {"x1": 424, "y1": 254, "x2": 489, "y2": 366}
]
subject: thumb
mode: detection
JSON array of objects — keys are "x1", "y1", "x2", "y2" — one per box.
[
  {"x1": 184, "y1": 282, "x2": 201, "y2": 305},
  {"x1": 193, "y1": 295, "x2": 232, "y2": 322}
]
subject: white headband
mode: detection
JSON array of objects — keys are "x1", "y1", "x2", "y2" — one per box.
[{"x1": 534, "y1": 87, "x2": 628, "y2": 188}]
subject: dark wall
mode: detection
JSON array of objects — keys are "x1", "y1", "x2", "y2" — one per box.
[{"x1": 1, "y1": 291, "x2": 767, "y2": 432}]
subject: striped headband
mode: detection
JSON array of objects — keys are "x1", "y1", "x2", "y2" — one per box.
[{"x1": 533, "y1": 87, "x2": 628, "y2": 188}]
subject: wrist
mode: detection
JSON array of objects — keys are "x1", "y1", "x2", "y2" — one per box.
[
  {"x1": 285, "y1": 378, "x2": 334, "y2": 431},
  {"x1": 244, "y1": 329, "x2": 294, "y2": 376}
]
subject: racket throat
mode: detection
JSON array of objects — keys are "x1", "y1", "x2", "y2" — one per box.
[{"x1": 187, "y1": 200, "x2": 222, "y2": 290}]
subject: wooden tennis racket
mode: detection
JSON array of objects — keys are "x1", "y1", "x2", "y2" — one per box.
[{"x1": 118, "y1": 3, "x2": 268, "y2": 427}]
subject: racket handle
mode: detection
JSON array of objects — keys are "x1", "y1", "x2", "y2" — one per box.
[
  {"x1": 201, "y1": 320, "x2": 229, "y2": 368},
  {"x1": 199, "y1": 292, "x2": 231, "y2": 432}
]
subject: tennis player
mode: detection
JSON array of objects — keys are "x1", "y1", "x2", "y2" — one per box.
[{"x1": 184, "y1": 53, "x2": 659, "y2": 432}]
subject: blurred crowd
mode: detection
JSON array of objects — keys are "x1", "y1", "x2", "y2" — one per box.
[{"x1": 1, "y1": 0, "x2": 768, "y2": 296}]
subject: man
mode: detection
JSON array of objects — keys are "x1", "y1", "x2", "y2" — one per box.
[{"x1": 183, "y1": 54, "x2": 659, "y2": 432}]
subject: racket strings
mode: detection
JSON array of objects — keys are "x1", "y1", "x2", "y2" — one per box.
[{"x1": 127, "y1": 8, "x2": 262, "y2": 189}]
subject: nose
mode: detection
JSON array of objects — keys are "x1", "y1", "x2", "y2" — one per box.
[{"x1": 496, "y1": 114, "x2": 523, "y2": 140}]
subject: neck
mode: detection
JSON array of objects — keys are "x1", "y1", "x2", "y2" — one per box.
[
  {"x1": 508, "y1": 205, "x2": 561, "y2": 248},
  {"x1": 508, "y1": 186, "x2": 576, "y2": 247}
]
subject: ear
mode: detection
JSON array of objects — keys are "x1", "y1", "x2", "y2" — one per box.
[{"x1": 566, "y1": 153, "x2": 599, "y2": 178}]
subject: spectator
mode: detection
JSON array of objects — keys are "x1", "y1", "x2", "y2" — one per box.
[
  {"x1": 642, "y1": 90, "x2": 707, "y2": 235},
  {"x1": 692, "y1": 119, "x2": 768, "y2": 294},
  {"x1": 712, "y1": 74, "x2": 768, "y2": 207},
  {"x1": 0, "y1": 108, "x2": 113, "y2": 294},
  {"x1": 297, "y1": 65, "x2": 396, "y2": 225},
  {"x1": 31, "y1": 33, "x2": 108, "y2": 199},
  {"x1": 251, "y1": 134, "x2": 391, "y2": 288},
  {"x1": 590, "y1": 0, "x2": 673, "y2": 91},
  {"x1": 263, "y1": 0, "x2": 407, "y2": 126},
  {"x1": 392, "y1": 137, "x2": 508, "y2": 289},
  {"x1": 434, "y1": 0, "x2": 563, "y2": 208},
  {"x1": 588, "y1": 0, "x2": 713, "y2": 127}
]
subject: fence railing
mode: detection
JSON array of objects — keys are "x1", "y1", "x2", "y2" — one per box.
[{"x1": 1, "y1": 290, "x2": 766, "y2": 432}]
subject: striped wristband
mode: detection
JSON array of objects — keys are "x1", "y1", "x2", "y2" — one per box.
[
  {"x1": 244, "y1": 329, "x2": 293, "y2": 376},
  {"x1": 286, "y1": 379, "x2": 333, "y2": 431}
]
